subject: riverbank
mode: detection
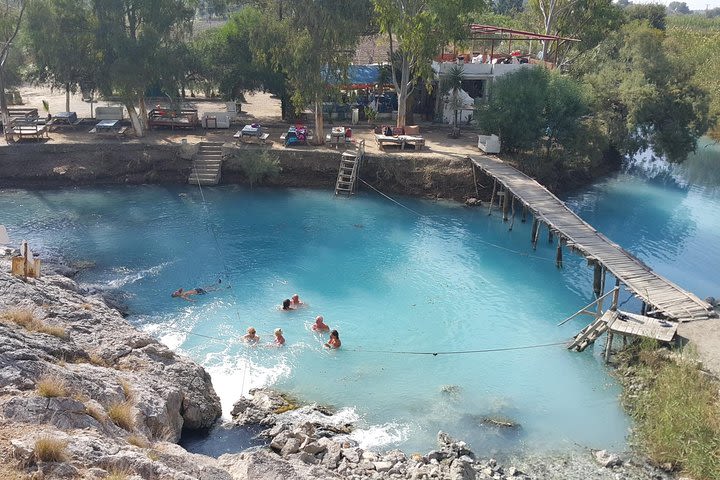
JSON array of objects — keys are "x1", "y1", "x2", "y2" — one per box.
[{"x1": 0, "y1": 257, "x2": 672, "y2": 479}]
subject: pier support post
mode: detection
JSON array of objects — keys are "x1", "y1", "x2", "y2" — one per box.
[
  {"x1": 604, "y1": 332, "x2": 614, "y2": 363},
  {"x1": 556, "y1": 239, "x2": 564, "y2": 268},
  {"x1": 531, "y1": 218, "x2": 540, "y2": 249},
  {"x1": 612, "y1": 278, "x2": 620, "y2": 310},
  {"x1": 488, "y1": 179, "x2": 497, "y2": 216},
  {"x1": 548, "y1": 229, "x2": 554, "y2": 244},
  {"x1": 508, "y1": 197, "x2": 516, "y2": 231},
  {"x1": 521, "y1": 206, "x2": 527, "y2": 223},
  {"x1": 502, "y1": 189, "x2": 511, "y2": 222},
  {"x1": 593, "y1": 263, "x2": 603, "y2": 297}
]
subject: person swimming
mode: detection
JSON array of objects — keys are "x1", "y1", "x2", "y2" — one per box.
[
  {"x1": 243, "y1": 327, "x2": 260, "y2": 344},
  {"x1": 274, "y1": 328, "x2": 285, "y2": 346},
  {"x1": 324, "y1": 329, "x2": 341, "y2": 349},
  {"x1": 312, "y1": 315, "x2": 330, "y2": 332},
  {"x1": 290, "y1": 294, "x2": 304, "y2": 307},
  {"x1": 171, "y1": 280, "x2": 222, "y2": 302},
  {"x1": 281, "y1": 299, "x2": 293, "y2": 311}
]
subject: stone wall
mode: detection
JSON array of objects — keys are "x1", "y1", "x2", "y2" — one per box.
[{"x1": 0, "y1": 142, "x2": 480, "y2": 202}]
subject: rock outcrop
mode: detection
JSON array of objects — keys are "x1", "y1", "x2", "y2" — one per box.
[
  {"x1": 0, "y1": 257, "x2": 672, "y2": 480},
  {"x1": 0, "y1": 261, "x2": 223, "y2": 478}
]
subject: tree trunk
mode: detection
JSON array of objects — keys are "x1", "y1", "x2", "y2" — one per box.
[
  {"x1": 396, "y1": 55, "x2": 411, "y2": 128},
  {"x1": 0, "y1": 70, "x2": 8, "y2": 137},
  {"x1": 126, "y1": 103, "x2": 144, "y2": 137},
  {"x1": 138, "y1": 95, "x2": 149, "y2": 131},
  {"x1": 313, "y1": 98, "x2": 325, "y2": 146},
  {"x1": 65, "y1": 83, "x2": 71, "y2": 113}
]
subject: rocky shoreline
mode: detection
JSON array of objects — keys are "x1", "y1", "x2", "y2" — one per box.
[{"x1": 0, "y1": 255, "x2": 673, "y2": 479}]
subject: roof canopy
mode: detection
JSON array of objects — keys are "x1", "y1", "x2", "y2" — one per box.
[{"x1": 468, "y1": 25, "x2": 580, "y2": 43}]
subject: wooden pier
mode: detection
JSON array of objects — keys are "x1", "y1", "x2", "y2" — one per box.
[{"x1": 470, "y1": 155, "x2": 716, "y2": 323}]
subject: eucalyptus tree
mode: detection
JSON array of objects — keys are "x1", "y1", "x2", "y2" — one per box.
[
  {"x1": 373, "y1": 0, "x2": 484, "y2": 128},
  {"x1": 250, "y1": 0, "x2": 371, "y2": 145},
  {"x1": 0, "y1": 0, "x2": 26, "y2": 129},
  {"x1": 528, "y1": 0, "x2": 623, "y2": 64},
  {"x1": 25, "y1": 0, "x2": 97, "y2": 113},
  {"x1": 584, "y1": 21, "x2": 710, "y2": 161},
  {"x1": 92, "y1": 0, "x2": 197, "y2": 136}
]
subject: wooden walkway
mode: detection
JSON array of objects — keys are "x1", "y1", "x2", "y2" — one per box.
[{"x1": 470, "y1": 155, "x2": 716, "y2": 323}]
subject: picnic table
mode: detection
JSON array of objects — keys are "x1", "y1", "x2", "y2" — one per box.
[
  {"x1": 89, "y1": 119, "x2": 128, "y2": 137},
  {"x1": 48, "y1": 112, "x2": 81, "y2": 131},
  {"x1": 234, "y1": 124, "x2": 270, "y2": 145}
]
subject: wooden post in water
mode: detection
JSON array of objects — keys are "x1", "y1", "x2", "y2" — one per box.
[
  {"x1": 604, "y1": 332, "x2": 614, "y2": 363},
  {"x1": 509, "y1": 196, "x2": 516, "y2": 231},
  {"x1": 593, "y1": 263, "x2": 603, "y2": 297},
  {"x1": 548, "y1": 228, "x2": 554, "y2": 244},
  {"x1": 488, "y1": 179, "x2": 497, "y2": 216},
  {"x1": 521, "y1": 205, "x2": 527, "y2": 223},
  {"x1": 556, "y1": 238, "x2": 564, "y2": 268},
  {"x1": 502, "y1": 189, "x2": 511, "y2": 222},
  {"x1": 531, "y1": 218, "x2": 540, "y2": 249},
  {"x1": 611, "y1": 278, "x2": 620, "y2": 310}
]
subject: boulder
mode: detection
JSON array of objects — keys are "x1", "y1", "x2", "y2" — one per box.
[{"x1": 593, "y1": 449, "x2": 622, "y2": 468}]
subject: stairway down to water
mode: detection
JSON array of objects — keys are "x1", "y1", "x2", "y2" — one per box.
[
  {"x1": 189, "y1": 142, "x2": 224, "y2": 186},
  {"x1": 334, "y1": 140, "x2": 365, "y2": 196}
]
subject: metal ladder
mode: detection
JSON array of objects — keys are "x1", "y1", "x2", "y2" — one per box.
[{"x1": 334, "y1": 139, "x2": 364, "y2": 196}]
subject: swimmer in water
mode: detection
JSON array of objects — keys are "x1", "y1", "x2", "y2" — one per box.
[
  {"x1": 324, "y1": 330, "x2": 341, "y2": 349},
  {"x1": 312, "y1": 315, "x2": 330, "y2": 332},
  {"x1": 171, "y1": 279, "x2": 222, "y2": 302},
  {"x1": 281, "y1": 299, "x2": 293, "y2": 311},
  {"x1": 243, "y1": 327, "x2": 260, "y2": 344},
  {"x1": 274, "y1": 328, "x2": 285, "y2": 346},
  {"x1": 290, "y1": 293, "x2": 304, "y2": 307}
]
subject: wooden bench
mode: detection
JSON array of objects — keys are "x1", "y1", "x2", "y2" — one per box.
[
  {"x1": 95, "y1": 106, "x2": 124, "y2": 121},
  {"x1": 375, "y1": 134, "x2": 404, "y2": 150},
  {"x1": 10, "y1": 125, "x2": 47, "y2": 142}
]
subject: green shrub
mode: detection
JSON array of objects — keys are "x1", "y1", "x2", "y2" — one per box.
[{"x1": 239, "y1": 150, "x2": 281, "y2": 189}]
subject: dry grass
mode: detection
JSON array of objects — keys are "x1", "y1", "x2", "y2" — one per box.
[
  {"x1": 88, "y1": 352, "x2": 108, "y2": 367},
  {"x1": 106, "y1": 468, "x2": 132, "y2": 480},
  {"x1": 0, "y1": 309, "x2": 66, "y2": 339},
  {"x1": 119, "y1": 379, "x2": 135, "y2": 402},
  {"x1": 0, "y1": 463, "x2": 29, "y2": 480},
  {"x1": 36, "y1": 376, "x2": 68, "y2": 398},
  {"x1": 107, "y1": 402, "x2": 135, "y2": 431},
  {"x1": 34, "y1": 436, "x2": 68, "y2": 462},
  {"x1": 126, "y1": 435, "x2": 149, "y2": 449},
  {"x1": 85, "y1": 403, "x2": 106, "y2": 424}
]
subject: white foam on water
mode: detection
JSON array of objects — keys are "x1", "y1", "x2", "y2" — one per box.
[
  {"x1": 105, "y1": 261, "x2": 175, "y2": 289},
  {"x1": 349, "y1": 422, "x2": 411, "y2": 451},
  {"x1": 278, "y1": 405, "x2": 360, "y2": 427},
  {"x1": 206, "y1": 354, "x2": 291, "y2": 419}
]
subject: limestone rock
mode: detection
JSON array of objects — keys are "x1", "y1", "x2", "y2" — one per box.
[{"x1": 594, "y1": 449, "x2": 622, "y2": 468}]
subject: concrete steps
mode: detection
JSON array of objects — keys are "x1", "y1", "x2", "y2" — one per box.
[{"x1": 189, "y1": 142, "x2": 224, "y2": 186}]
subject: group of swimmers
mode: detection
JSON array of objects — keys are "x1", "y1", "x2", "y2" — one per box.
[
  {"x1": 171, "y1": 285, "x2": 341, "y2": 349},
  {"x1": 245, "y1": 294, "x2": 341, "y2": 349}
]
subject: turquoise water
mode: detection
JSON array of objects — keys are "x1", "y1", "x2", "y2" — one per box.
[{"x1": 1, "y1": 138, "x2": 717, "y2": 456}]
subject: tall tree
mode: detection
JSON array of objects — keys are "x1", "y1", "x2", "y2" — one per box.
[
  {"x1": 667, "y1": 2, "x2": 690, "y2": 15},
  {"x1": 373, "y1": 0, "x2": 484, "y2": 128},
  {"x1": 25, "y1": 0, "x2": 97, "y2": 112},
  {"x1": 250, "y1": 0, "x2": 371, "y2": 144},
  {"x1": 0, "y1": 0, "x2": 26, "y2": 131},
  {"x1": 92, "y1": 0, "x2": 197, "y2": 136},
  {"x1": 529, "y1": 0, "x2": 623, "y2": 64},
  {"x1": 584, "y1": 21, "x2": 710, "y2": 161}
]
